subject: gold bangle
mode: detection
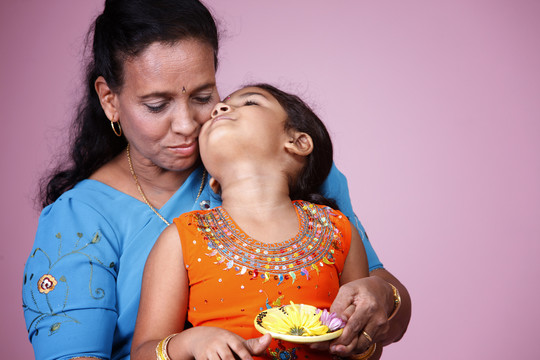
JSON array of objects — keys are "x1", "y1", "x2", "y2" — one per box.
[
  {"x1": 350, "y1": 343, "x2": 377, "y2": 360},
  {"x1": 387, "y1": 282, "x2": 402, "y2": 321},
  {"x1": 156, "y1": 333, "x2": 178, "y2": 360}
]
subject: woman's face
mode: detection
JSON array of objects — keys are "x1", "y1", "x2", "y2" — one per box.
[
  {"x1": 199, "y1": 86, "x2": 289, "y2": 172},
  {"x1": 113, "y1": 39, "x2": 219, "y2": 172}
]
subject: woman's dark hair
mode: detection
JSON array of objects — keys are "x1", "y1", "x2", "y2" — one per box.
[
  {"x1": 40, "y1": 0, "x2": 219, "y2": 207},
  {"x1": 249, "y1": 84, "x2": 338, "y2": 209}
]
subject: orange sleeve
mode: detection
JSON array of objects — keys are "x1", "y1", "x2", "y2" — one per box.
[
  {"x1": 326, "y1": 207, "x2": 353, "y2": 275},
  {"x1": 173, "y1": 212, "x2": 201, "y2": 273}
]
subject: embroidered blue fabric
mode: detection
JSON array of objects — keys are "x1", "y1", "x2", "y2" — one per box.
[{"x1": 22, "y1": 164, "x2": 382, "y2": 360}]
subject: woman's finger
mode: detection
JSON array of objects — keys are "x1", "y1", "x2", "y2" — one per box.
[
  {"x1": 309, "y1": 340, "x2": 330, "y2": 351},
  {"x1": 363, "y1": 311, "x2": 390, "y2": 345},
  {"x1": 348, "y1": 312, "x2": 389, "y2": 356},
  {"x1": 331, "y1": 302, "x2": 370, "y2": 346},
  {"x1": 356, "y1": 328, "x2": 375, "y2": 352},
  {"x1": 329, "y1": 334, "x2": 359, "y2": 357},
  {"x1": 330, "y1": 281, "x2": 358, "y2": 316},
  {"x1": 341, "y1": 304, "x2": 356, "y2": 321}
]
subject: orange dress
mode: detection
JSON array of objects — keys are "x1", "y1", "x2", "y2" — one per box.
[{"x1": 174, "y1": 200, "x2": 352, "y2": 360}]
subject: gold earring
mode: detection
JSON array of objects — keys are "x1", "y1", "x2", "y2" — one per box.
[{"x1": 111, "y1": 120, "x2": 122, "y2": 137}]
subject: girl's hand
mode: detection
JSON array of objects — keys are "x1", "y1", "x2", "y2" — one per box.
[{"x1": 182, "y1": 327, "x2": 272, "y2": 360}]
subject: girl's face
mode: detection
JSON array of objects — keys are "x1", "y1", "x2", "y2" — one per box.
[
  {"x1": 199, "y1": 87, "x2": 290, "y2": 171},
  {"x1": 112, "y1": 39, "x2": 219, "y2": 171}
]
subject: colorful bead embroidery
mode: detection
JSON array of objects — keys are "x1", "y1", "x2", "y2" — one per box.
[
  {"x1": 193, "y1": 201, "x2": 344, "y2": 284},
  {"x1": 268, "y1": 341, "x2": 298, "y2": 360}
]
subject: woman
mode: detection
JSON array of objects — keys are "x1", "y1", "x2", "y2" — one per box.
[{"x1": 22, "y1": 1, "x2": 410, "y2": 359}]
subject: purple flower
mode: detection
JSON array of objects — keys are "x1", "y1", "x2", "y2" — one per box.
[{"x1": 317, "y1": 309, "x2": 346, "y2": 331}]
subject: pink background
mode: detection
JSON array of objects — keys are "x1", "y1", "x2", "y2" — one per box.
[{"x1": 1, "y1": 0, "x2": 539, "y2": 358}]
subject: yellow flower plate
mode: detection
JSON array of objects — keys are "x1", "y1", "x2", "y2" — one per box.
[{"x1": 254, "y1": 304, "x2": 343, "y2": 344}]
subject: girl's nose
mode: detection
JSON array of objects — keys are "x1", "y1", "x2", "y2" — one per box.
[{"x1": 211, "y1": 103, "x2": 231, "y2": 117}]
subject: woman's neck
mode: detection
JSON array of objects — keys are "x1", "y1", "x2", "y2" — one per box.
[{"x1": 91, "y1": 149, "x2": 196, "y2": 209}]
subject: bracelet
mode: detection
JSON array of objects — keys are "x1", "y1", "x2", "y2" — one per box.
[
  {"x1": 156, "y1": 333, "x2": 178, "y2": 360},
  {"x1": 387, "y1": 282, "x2": 402, "y2": 321},
  {"x1": 350, "y1": 343, "x2": 377, "y2": 360}
]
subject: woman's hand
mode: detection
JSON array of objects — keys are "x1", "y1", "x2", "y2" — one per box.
[
  {"x1": 327, "y1": 276, "x2": 392, "y2": 357},
  {"x1": 173, "y1": 327, "x2": 272, "y2": 360},
  {"x1": 311, "y1": 269, "x2": 411, "y2": 358}
]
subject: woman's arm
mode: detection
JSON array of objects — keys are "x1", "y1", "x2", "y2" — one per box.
[
  {"x1": 320, "y1": 163, "x2": 384, "y2": 271},
  {"x1": 319, "y1": 164, "x2": 412, "y2": 357},
  {"x1": 22, "y1": 199, "x2": 119, "y2": 360}
]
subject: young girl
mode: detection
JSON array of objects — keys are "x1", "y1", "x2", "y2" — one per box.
[{"x1": 131, "y1": 84, "x2": 369, "y2": 360}]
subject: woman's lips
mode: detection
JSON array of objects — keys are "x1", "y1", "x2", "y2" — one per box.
[{"x1": 168, "y1": 142, "x2": 197, "y2": 157}]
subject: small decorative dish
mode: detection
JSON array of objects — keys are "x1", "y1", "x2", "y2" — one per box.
[{"x1": 254, "y1": 303, "x2": 345, "y2": 343}]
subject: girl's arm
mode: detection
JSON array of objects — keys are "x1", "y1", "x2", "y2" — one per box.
[
  {"x1": 131, "y1": 225, "x2": 271, "y2": 360},
  {"x1": 339, "y1": 225, "x2": 370, "y2": 285},
  {"x1": 131, "y1": 224, "x2": 189, "y2": 359}
]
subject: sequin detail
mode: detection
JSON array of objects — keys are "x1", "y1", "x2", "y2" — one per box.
[
  {"x1": 192, "y1": 201, "x2": 343, "y2": 284},
  {"x1": 199, "y1": 200, "x2": 211, "y2": 210}
]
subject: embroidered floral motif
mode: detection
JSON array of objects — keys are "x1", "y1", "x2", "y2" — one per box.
[
  {"x1": 37, "y1": 274, "x2": 57, "y2": 294},
  {"x1": 193, "y1": 201, "x2": 343, "y2": 285},
  {"x1": 268, "y1": 341, "x2": 298, "y2": 360},
  {"x1": 23, "y1": 231, "x2": 114, "y2": 336}
]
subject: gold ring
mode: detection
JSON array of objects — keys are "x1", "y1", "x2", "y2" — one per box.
[
  {"x1": 350, "y1": 343, "x2": 377, "y2": 360},
  {"x1": 361, "y1": 330, "x2": 373, "y2": 343}
]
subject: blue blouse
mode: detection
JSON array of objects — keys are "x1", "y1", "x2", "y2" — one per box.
[{"x1": 22, "y1": 164, "x2": 382, "y2": 360}]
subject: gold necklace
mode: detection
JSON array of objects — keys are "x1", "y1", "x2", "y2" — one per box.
[{"x1": 126, "y1": 143, "x2": 207, "y2": 226}]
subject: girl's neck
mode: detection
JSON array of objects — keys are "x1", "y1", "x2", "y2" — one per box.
[
  {"x1": 218, "y1": 171, "x2": 299, "y2": 243},
  {"x1": 221, "y1": 179, "x2": 287, "y2": 207}
]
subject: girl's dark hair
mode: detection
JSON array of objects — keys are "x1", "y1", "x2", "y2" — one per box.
[
  {"x1": 250, "y1": 84, "x2": 338, "y2": 209},
  {"x1": 40, "y1": 0, "x2": 219, "y2": 208}
]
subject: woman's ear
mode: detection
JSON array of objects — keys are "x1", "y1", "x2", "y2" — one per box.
[
  {"x1": 209, "y1": 177, "x2": 221, "y2": 194},
  {"x1": 284, "y1": 131, "x2": 314, "y2": 156},
  {"x1": 95, "y1": 76, "x2": 119, "y2": 122}
]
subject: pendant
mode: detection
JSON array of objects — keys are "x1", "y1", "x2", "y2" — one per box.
[{"x1": 199, "y1": 200, "x2": 211, "y2": 210}]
